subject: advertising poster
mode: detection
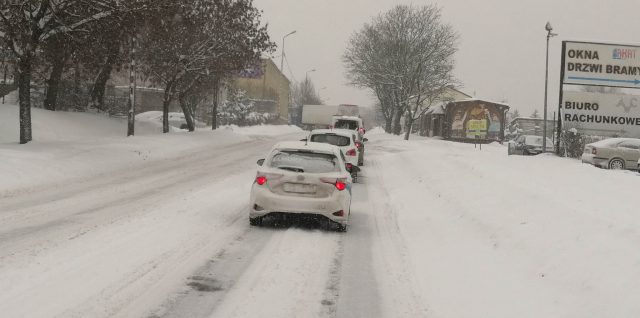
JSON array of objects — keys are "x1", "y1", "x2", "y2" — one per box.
[{"x1": 449, "y1": 102, "x2": 504, "y2": 140}]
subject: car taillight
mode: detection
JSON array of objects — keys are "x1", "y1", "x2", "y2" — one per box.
[
  {"x1": 346, "y1": 149, "x2": 357, "y2": 156},
  {"x1": 355, "y1": 141, "x2": 362, "y2": 149},
  {"x1": 256, "y1": 176, "x2": 267, "y2": 185},
  {"x1": 592, "y1": 148, "x2": 597, "y2": 155},
  {"x1": 320, "y1": 178, "x2": 348, "y2": 191}
]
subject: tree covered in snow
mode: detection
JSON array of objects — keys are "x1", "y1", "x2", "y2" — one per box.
[
  {"x1": 219, "y1": 87, "x2": 275, "y2": 126},
  {"x1": 0, "y1": 1, "x2": 117, "y2": 143},
  {"x1": 138, "y1": 0, "x2": 274, "y2": 132},
  {"x1": 0, "y1": 0, "x2": 174, "y2": 143},
  {"x1": 1, "y1": 0, "x2": 273, "y2": 142},
  {"x1": 219, "y1": 87, "x2": 253, "y2": 126},
  {"x1": 344, "y1": 4, "x2": 458, "y2": 139}
]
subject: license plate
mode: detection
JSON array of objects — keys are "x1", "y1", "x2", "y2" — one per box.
[{"x1": 283, "y1": 183, "x2": 316, "y2": 194}]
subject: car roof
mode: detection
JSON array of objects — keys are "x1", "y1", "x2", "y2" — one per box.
[
  {"x1": 588, "y1": 138, "x2": 640, "y2": 147},
  {"x1": 272, "y1": 141, "x2": 341, "y2": 155},
  {"x1": 333, "y1": 116, "x2": 361, "y2": 121},
  {"x1": 309, "y1": 129, "x2": 355, "y2": 137}
]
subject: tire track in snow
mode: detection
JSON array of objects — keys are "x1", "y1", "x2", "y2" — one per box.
[
  {"x1": 0, "y1": 133, "x2": 305, "y2": 318},
  {"x1": 152, "y1": 226, "x2": 345, "y2": 318},
  {"x1": 360, "y1": 142, "x2": 430, "y2": 318}
]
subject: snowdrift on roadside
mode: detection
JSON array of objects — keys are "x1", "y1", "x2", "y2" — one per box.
[
  {"x1": 0, "y1": 104, "x2": 166, "y2": 143},
  {"x1": 0, "y1": 105, "x2": 305, "y2": 194},
  {"x1": 222, "y1": 124, "x2": 303, "y2": 136},
  {"x1": 136, "y1": 111, "x2": 206, "y2": 131},
  {"x1": 365, "y1": 134, "x2": 640, "y2": 318}
]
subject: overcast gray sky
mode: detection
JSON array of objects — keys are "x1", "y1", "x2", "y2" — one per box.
[{"x1": 253, "y1": 0, "x2": 640, "y2": 116}]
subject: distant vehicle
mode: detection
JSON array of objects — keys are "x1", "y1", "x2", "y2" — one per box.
[
  {"x1": 301, "y1": 104, "x2": 360, "y2": 129},
  {"x1": 581, "y1": 138, "x2": 640, "y2": 170},
  {"x1": 508, "y1": 135, "x2": 554, "y2": 155},
  {"x1": 306, "y1": 129, "x2": 363, "y2": 177},
  {"x1": 250, "y1": 141, "x2": 354, "y2": 231},
  {"x1": 331, "y1": 115, "x2": 365, "y2": 136}
]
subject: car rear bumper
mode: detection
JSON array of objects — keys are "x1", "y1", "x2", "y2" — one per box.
[
  {"x1": 581, "y1": 154, "x2": 609, "y2": 168},
  {"x1": 250, "y1": 185, "x2": 350, "y2": 225}
]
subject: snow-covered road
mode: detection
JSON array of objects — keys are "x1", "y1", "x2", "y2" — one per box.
[
  {"x1": 0, "y1": 128, "x2": 407, "y2": 318},
  {"x1": 2, "y1": 123, "x2": 640, "y2": 318}
]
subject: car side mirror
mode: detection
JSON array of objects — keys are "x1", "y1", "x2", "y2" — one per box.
[
  {"x1": 363, "y1": 138, "x2": 369, "y2": 142},
  {"x1": 257, "y1": 159, "x2": 265, "y2": 166}
]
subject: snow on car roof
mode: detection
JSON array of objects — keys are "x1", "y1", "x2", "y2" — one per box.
[
  {"x1": 588, "y1": 138, "x2": 639, "y2": 147},
  {"x1": 273, "y1": 141, "x2": 341, "y2": 154},
  {"x1": 333, "y1": 116, "x2": 362, "y2": 121},
  {"x1": 310, "y1": 129, "x2": 355, "y2": 137}
]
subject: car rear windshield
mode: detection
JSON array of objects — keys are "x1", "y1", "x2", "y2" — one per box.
[
  {"x1": 310, "y1": 134, "x2": 351, "y2": 147},
  {"x1": 270, "y1": 150, "x2": 340, "y2": 173},
  {"x1": 334, "y1": 120, "x2": 358, "y2": 130}
]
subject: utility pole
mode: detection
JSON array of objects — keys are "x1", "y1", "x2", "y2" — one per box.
[
  {"x1": 543, "y1": 22, "x2": 557, "y2": 152},
  {"x1": 127, "y1": 35, "x2": 137, "y2": 137}
]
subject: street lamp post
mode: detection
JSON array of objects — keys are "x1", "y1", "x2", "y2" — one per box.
[
  {"x1": 305, "y1": 68, "x2": 316, "y2": 81},
  {"x1": 280, "y1": 30, "x2": 297, "y2": 72},
  {"x1": 543, "y1": 22, "x2": 557, "y2": 152}
]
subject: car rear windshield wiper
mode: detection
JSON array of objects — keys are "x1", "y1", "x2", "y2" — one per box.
[{"x1": 277, "y1": 166, "x2": 305, "y2": 173}]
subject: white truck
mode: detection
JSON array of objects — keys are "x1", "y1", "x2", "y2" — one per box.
[{"x1": 301, "y1": 104, "x2": 359, "y2": 129}]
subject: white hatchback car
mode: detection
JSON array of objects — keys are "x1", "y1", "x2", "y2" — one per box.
[
  {"x1": 307, "y1": 129, "x2": 362, "y2": 171},
  {"x1": 250, "y1": 141, "x2": 353, "y2": 231}
]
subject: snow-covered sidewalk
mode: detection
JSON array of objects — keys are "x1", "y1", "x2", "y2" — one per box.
[
  {"x1": 363, "y1": 130, "x2": 640, "y2": 318},
  {"x1": 0, "y1": 104, "x2": 301, "y2": 194}
]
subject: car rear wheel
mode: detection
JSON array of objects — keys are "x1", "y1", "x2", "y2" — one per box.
[{"x1": 609, "y1": 158, "x2": 625, "y2": 170}]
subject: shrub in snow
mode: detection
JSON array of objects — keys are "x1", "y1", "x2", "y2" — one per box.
[{"x1": 219, "y1": 88, "x2": 276, "y2": 126}]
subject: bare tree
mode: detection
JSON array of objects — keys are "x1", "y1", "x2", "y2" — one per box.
[
  {"x1": 292, "y1": 77, "x2": 323, "y2": 107},
  {"x1": 344, "y1": 5, "x2": 458, "y2": 139}
]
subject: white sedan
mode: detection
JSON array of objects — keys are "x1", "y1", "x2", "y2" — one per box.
[{"x1": 249, "y1": 141, "x2": 353, "y2": 231}]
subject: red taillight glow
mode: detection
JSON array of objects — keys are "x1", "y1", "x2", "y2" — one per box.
[
  {"x1": 355, "y1": 141, "x2": 362, "y2": 149},
  {"x1": 346, "y1": 163, "x2": 353, "y2": 170},
  {"x1": 592, "y1": 148, "x2": 597, "y2": 155},
  {"x1": 346, "y1": 149, "x2": 357, "y2": 156},
  {"x1": 320, "y1": 178, "x2": 348, "y2": 191},
  {"x1": 256, "y1": 176, "x2": 267, "y2": 185},
  {"x1": 332, "y1": 210, "x2": 345, "y2": 217}
]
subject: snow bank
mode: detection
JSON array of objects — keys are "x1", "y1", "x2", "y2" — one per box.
[
  {"x1": 0, "y1": 104, "x2": 166, "y2": 143},
  {"x1": 0, "y1": 105, "x2": 303, "y2": 194},
  {"x1": 222, "y1": 124, "x2": 303, "y2": 136},
  {"x1": 136, "y1": 111, "x2": 207, "y2": 130},
  {"x1": 365, "y1": 134, "x2": 640, "y2": 318}
]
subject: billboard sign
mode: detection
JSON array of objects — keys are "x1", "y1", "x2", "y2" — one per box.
[
  {"x1": 563, "y1": 41, "x2": 640, "y2": 88},
  {"x1": 448, "y1": 101, "x2": 504, "y2": 141},
  {"x1": 561, "y1": 91, "x2": 640, "y2": 137}
]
